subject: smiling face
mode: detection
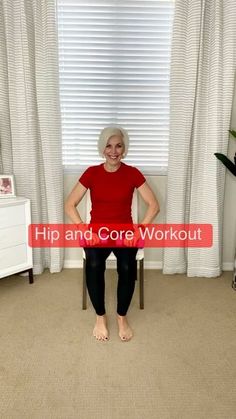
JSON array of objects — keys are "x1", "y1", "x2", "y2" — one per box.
[{"x1": 103, "y1": 135, "x2": 125, "y2": 171}]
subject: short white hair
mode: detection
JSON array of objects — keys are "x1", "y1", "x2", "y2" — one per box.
[{"x1": 98, "y1": 126, "x2": 129, "y2": 157}]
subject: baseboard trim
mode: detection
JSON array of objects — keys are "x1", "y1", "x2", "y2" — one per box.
[
  {"x1": 222, "y1": 262, "x2": 234, "y2": 271},
  {"x1": 63, "y1": 259, "x2": 163, "y2": 269},
  {"x1": 63, "y1": 259, "x2": 234, "y2": 271}
]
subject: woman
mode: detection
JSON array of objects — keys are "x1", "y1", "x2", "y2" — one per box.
[{"x1": 65, "y1": 127, "x2": 159, "y2": 342}]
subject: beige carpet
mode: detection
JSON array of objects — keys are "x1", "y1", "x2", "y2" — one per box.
[{"x1": 0, "y1": 269, "x2": 235, "y2": 419}]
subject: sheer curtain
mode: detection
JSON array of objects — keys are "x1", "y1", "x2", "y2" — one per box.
[
  {"x1": 0, "y1": 0, "x2": 64, "y2": 274},
  {"x1": 163, "y1": 0, "x2": 236, "y2": 277}
]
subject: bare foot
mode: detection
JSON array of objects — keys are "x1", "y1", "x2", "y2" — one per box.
[
  {"x1": 117, "y1": 315, "x2": 133, "y2": 341},
  {"x1": 93, "y1": 315, "x2": 109, "y2": 341}
]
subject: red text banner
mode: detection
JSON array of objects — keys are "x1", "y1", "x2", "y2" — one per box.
[{"x1": 28, "y1": 224, "x2": 213, "y2": 248}]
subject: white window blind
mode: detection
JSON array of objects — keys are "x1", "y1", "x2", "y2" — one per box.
[{"x1": 57, "y1": 0, "x2": 174, "y2": 174}]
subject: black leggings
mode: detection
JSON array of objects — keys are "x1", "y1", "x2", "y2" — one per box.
[{"x1": 84, "y1": 247, "x2": 138, "y2": 316}]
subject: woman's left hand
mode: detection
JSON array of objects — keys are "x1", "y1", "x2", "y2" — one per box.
[
  {"x1": 123, "y1": 226, "x2": 142, "y2": 247},
  {"x1": 85, "y1": 232, "x2": 100, "y2": 246}
]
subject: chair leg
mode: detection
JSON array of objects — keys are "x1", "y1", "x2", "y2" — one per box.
[
  {"x1": 139, "y1": 259, "x2": 144, "y2": 309},
  {"x1": 82, "y1": 259, "x2": 87, "y2": 310}
]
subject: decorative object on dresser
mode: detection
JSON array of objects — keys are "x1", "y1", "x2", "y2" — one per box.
[
  {"x1": 0, "y1": 197, "x2": 33, "y2": 284},
  {"x1": 0, "y1": 174, "x2": 16, "y2": 198}
]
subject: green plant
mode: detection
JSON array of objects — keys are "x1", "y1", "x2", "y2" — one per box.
[
  {"x1": 215, "y1": 130, "x2": 236, "y2": 290},
  {"x1": 214, "y1": 130, "x2": 236, "y2": 176}
]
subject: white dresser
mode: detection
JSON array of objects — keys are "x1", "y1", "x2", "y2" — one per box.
[{"x1": 0, "y1": 197, "x2": 33, "y2": 283}]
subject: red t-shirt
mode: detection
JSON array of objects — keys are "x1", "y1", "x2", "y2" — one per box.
[{"x1": 79, "y1": 163, "x2": 145, "y2": 224}]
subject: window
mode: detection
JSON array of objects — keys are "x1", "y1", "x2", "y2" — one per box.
[{"x1": 57, "y1": 1, "x2": 174, "y2": 174}]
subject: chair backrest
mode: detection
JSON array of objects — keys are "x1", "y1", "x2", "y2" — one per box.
[
  {"x1": 85, "y1": 189, "x2": 139, "y2": 223},
  {"x1": 131, "y1": 189, "x2": 138, "y2": 223},
  {"x1": 85, "y1": 191, "x2": 92, "y2": 223}
]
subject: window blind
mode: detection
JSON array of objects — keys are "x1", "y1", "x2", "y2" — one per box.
[{"x1": 57, "y1": 0, "x2": 174, "y2": 174}]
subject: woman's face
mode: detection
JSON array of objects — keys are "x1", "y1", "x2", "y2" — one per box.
[{"x1": 103, "y1": 135, "x2": 125, "y2": 168}]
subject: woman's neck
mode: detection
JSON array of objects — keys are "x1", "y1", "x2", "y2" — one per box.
[{"x1": 103, "y1": 162, "x2": 122, "y2": 172}]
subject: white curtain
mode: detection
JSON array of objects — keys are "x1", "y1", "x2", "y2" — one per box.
[
  {"x1": 163, "y1": 0, "x2": 236, "y2": 277},
  {"x1": 0, "y1": 0, "x2": 64, "y2": 274}
]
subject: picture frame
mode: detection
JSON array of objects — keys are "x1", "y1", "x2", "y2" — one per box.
[{"x1": 0, "y1": 175, "x2": 16, "y2": 198}]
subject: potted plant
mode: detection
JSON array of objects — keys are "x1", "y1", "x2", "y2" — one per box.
[{"x1": 215, "y1": 130, "x2": 236, "y2": 289}]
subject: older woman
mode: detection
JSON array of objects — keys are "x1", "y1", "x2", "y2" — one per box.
[{"x1": 65, "y1": 126, "x2": 159, "y2": 342}]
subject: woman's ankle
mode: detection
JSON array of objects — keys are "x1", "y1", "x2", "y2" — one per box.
[{"x1": 117, "y1": 313, "x2": 127, "y2": 320}]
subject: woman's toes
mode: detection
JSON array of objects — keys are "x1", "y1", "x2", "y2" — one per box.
[
  {"x1": 93, "y1": 325, "x2": 109, "y2": 341},
  {"x1": 120, "y1": 334, "x2": 131, "y2": 341},
  {"x1": 117, "y1": 316, "x2": 133, "y2": 342}
]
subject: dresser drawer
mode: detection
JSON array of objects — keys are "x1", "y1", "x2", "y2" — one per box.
[
  {"x1": 0, "y1": 204, "x2": 26, "y2": 228},
  {"x1": 0, "y1": 225, "x2": 26, "y2": 250},
  {"x1": 0, "y1": 244, "x2": 28, "y2": 270}
]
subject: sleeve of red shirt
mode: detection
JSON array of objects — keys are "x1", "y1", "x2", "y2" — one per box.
[
  {"x1": 132, "y1": 166, "x2": 146, "y2": 188},
  {"x1": 78, "y1": 166, "x2": 93, "y2": 189}
]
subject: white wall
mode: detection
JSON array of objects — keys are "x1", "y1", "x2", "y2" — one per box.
[{"x1": 223, "y1": 89, "x2": 236, "y2": 270}]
